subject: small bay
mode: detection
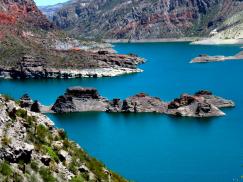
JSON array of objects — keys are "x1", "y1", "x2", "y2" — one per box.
[{"x1": 0, "y1": 42, "x2": 243, "y2": 181}]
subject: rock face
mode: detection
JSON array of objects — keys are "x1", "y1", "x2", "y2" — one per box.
[
  {"x1": 42, "y1": 0, "x2": 243, "y2": 39},
  {"x1": 51, "y1": 87, "x2": 109, "y2": 113},
  {"x1": 0, "y1": 0, "x2": 53, "y2": 30},
  {"x1": 0, "y1": 95, "x2": 126, "y2": 181},
  {"x1": 51, "y1": 87, "x2": 235, "y2": 117},
  {"x1": 166, "y1": 90, "x2": 235, "y2": 117},
  {"x1": 108, "y1": 93, "x2": 167, "y2": 113}
]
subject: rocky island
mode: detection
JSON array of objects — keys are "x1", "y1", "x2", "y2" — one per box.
[
  {"x1": 26, "y1": 87, "x2": 235, "y2": 118},
  {"x1": 0, "y1": 95, "x2": 126, "y2": 181},
  {"x1": 191, "y1": 51, "x2": 243, "y2": 63}
]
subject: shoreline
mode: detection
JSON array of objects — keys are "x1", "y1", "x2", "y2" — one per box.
[
  {"x1": 105, "y1": 37, "x2": 203, "y2": 43},
  {"x1": 105, "y1": 37, "x2": 243, "y2": 45}
]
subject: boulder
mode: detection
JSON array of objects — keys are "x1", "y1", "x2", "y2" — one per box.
[
  {"x1": 20, "y1": 94, "x2": 34, "y2": 108},
  {"x1": 0, "y1": 143, "x2": 34, "y2": 163},
  {"x1": 41, "y1": 155, "x2": 51, "y2": 166},
  {"x1": 58, "y1": 150, "x2": 69, "y2": 162},
  {"x1": 30, "y1": 100, "x2": 41, "y2": 113}
]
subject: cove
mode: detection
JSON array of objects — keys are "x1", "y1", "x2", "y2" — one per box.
[{"x1": 0, "y1": 42, "x2": 243, "y2": 182}]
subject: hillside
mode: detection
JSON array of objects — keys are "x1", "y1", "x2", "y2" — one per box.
[
  {"x1": 0, "y1": 94, "x2": 126, "y2": 181},
  {"x1": 0, "y1": 0, "x2": 144, "y2": 79},
  {"x1": 41, "y1": 0, "x2": 243, "y2": 40}
]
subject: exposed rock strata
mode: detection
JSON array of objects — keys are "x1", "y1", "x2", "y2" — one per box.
[
  {"x1": 0, "y1": 53, "x2": 144, "y2": 79},
  {"x1": 50, "y1": 87, "x2": 235, "y2": 118},
  {"x1": 51, "y1": 87, "x2": 109, "y2": 113},
  {"x1": 191, "y1": 51, "x2": 243, "y2": 63}
]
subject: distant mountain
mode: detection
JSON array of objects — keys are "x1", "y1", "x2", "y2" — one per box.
[
  {"x1": 39, "y1": 3, "x2": 64, "y2": 19},
  {"x1": 41, "y1": 0, "x2": 243, "y2": 40}
]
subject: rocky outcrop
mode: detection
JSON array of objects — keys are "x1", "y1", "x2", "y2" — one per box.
[
  {"x1": 51, "y1": 87, "x2": 109, "y2": 113},
  {"x1": 108, "y1": 93, "x2": 167, "y2": 113},
  {"x1": 51, "y1": 87, "x2": 235, "y2": 117},
  {"x1": 190, "y1": 51, "x2": 243, "y2": 63},
  {"x1": 0, "y1": 95, "x2": 126, "y2": 181}
]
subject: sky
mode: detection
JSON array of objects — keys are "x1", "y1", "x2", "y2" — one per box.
[{"x1": 34, "y1": 0, "x2": 68, "y2": 6}]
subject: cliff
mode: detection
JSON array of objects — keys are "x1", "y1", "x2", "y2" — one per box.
[{"x1": 0, "y1": 94, "x2": 126, "y2": 181}]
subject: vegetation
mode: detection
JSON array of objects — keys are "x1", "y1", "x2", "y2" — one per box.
[
  {"x1": 0, "y1": 161, "x2": 13, "y2": 177},
  {"x1": 1, "y1": 135, "x2": 11, "y2": 146},
  {"x1": 39, "y1": 166, "x2": 56, "y2": 182}
]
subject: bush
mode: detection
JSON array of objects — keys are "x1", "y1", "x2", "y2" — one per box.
[
  {"x1": 39, "y1": 166, "x2": 56, "y2": 182},
  {"x1": 0, "y1": 161, "x2": 13, "y2": 176},
  {"x1": 30, "y1": 161, "x2": 39, "y2": 172},
  {"x1": 16, "y1": 109, "x2": 27, "y2": 119},
  {"x1": 43, "y1": 145, "x2": 59, "y2": 162},
  {"x1": 58, "y1": 129, "x2": 68, "y2": 140},
  {"x1": 70, "y1": 175, "x2": 85, "y2": 182},
  {"x1": 36, "y1": 124, "x2": 50, "y2": 144}
]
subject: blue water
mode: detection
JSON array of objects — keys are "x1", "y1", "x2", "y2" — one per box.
[{"x1": 1, "y1": 42, "x2": 243, "y2": 182}]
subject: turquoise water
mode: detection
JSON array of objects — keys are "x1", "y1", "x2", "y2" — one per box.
[{"x1": 1, "y1": 42, "x2": 243, "y2": 181}]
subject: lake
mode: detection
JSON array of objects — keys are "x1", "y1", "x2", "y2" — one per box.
[{"x1": 1, "y1": 42, "x2": 243, "y2": 182}]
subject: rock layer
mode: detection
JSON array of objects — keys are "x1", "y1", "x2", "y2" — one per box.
[{"x1": 0, "y1": 53, "x2": 144, "y2": 79}]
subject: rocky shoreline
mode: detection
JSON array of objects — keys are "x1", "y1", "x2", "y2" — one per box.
[
  {"x1": 105, "y1": 37, "x2": 203, "y2": 43},
  {"x1": 22, "y1": 87, "x2": 235, "y2": 118},
  {"x1": 0, "y1": 95, "x2": 126, "y2": 181},
  {"x1": 191, "y1": 51, "x2": 243, "y2": 63},
  {"x1": 0, "y1": 53, "x2": 144, "y2": 79}
]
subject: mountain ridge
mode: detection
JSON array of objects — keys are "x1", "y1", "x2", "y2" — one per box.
[{"x1": 40, "y1": 0, "x2": 243, "y2": 40}]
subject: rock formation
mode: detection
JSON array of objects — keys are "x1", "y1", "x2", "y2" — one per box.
[
  {"x1": 50, "y1": 87, "x2": 235, "y2": 118},
  {"x1": 51, "y1": 87, "x2": 109, "y2": 112},
  {"x1": 191, "y1": 51, "x2": 243, "y2": 63},
  {"x1": 108, "y1": 93, "x2": 167, "y2": 113}
]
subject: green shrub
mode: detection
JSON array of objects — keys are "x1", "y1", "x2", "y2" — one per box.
[
  {"x1": 36, "y1": 124, "x2": 50, "y2": 144},
  {"x1": 16, "y1": 109, "x2": 27, "y2": 119},
  {"x1": 58, "y1": 129, "x2": 68, "y2": 140},
  {"x1": 39, "y1": 166, "x2": 56, "y2": 182},
  {"x1": 30, "y1": 161, "x2": 39, "y2": 172},
  {"x1": 43, "y1": 145, "x2": 59, "y2": 162},
  {"x1": 0, "y1": 161, "x2": 13, "y2": 176},
  {"x1": 70, "y1": 175, "x2": 85, "y2": 182}
]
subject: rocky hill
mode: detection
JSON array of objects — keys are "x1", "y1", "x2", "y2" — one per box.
[
  {"x1": 0, "y1": 0, "x2": 144, "y2": 79},
  {"x1": 41, "y1": 0, "x2": 243, "y2": 40},
  {"x1": 0, "y1": 94, "x2": 126, "y2": 181}
]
